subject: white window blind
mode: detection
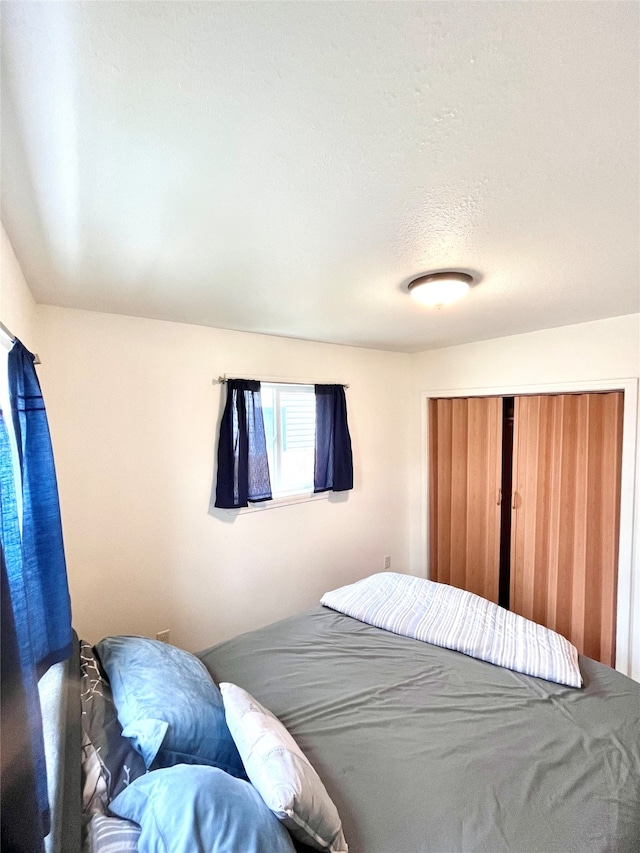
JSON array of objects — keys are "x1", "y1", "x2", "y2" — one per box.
[{"x1": 261, "y1": 384, "x2": 315, "y2": 498}]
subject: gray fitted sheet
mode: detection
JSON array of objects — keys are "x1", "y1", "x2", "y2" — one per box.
[{"x1": 199, "y1": 606, "x2": 640, "y2": 853}]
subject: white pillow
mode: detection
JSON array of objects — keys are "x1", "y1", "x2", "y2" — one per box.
[{"x1": 220, "y1": 683, "x2": 348, "y2": 853}]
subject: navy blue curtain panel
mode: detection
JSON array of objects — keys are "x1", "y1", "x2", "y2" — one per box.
[
  {"x1": 8, "y1": 340, "x2": 72, "y2": 673},
  {"x1": 0, "y1": 416, "x2": 49, "y2": 842},
  {"x1": 1, "y1": 339, "x2": 73, "y2": 844},
  {"x1": 314, "y1": 384, "x2": 353, "y2": 493},
  {"x1": 215, "y1": 379, "x2": 272, "y2": 508},
  {"x1": 1, "y1": 545, "x2": 46, "y2": 853}
]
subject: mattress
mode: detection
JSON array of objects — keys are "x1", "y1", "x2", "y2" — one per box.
[{"x1": 199, "y1": 605, "x2": 640, "y2": 853}]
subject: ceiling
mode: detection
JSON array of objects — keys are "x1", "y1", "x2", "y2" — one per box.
[{"x1": 1, "y1": 2, "x2": 638, "y2": 353}]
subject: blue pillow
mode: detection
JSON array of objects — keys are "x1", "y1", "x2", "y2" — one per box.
[
  {"x1": 109, "y1": 765, "x2": 297, "y2": 853},
  {"x1": 95, "y1": 636, "x2": 245, "y2": 778}
]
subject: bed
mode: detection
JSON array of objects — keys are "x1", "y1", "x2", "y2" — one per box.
[{"x1": 78, "y1": 574, "x2": 640, "y2": 853}]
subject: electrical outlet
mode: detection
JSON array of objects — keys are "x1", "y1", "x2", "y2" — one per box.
[
  {"x1": 383, "y1": 555, "x2": 391, "y2": 570},
  {"x1": 156, "y1": 629, "x2": 171, "y2": 644}
]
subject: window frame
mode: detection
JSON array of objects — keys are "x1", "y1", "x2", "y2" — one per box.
[{"x1": 260, "y1": 381, "x2": 317, "y2": 502}]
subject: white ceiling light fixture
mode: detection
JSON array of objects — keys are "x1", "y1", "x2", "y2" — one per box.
[{"x1": 407, "y1": 271, "x2": 474, "y2": 308}]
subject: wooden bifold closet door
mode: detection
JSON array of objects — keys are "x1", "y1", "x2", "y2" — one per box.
[
  {"x1": 429, "y1": 391, "x2": 623, "y2": 667},
  {"x1": 429, "y1": 397, "x2": 503, "y2": 603},
  {"x1": 510, "y1": 393, "x2": 623, "y2": 667}
]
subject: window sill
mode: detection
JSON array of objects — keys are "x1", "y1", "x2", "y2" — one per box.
[{"x1": 225, "y1": 491, "x2": 328, "y2": 515}]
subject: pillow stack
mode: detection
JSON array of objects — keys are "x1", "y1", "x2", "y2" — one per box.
[
  {"x1": 80, "y1": 641, "x2": 146, "y2": 817},
  {"x1": 95, "y1": 635, "x2": 245, "y2": 776},
  {"x1": 110, "y1": 765, "x2": 296, "y2": 853},
  {"x1": 88, "y1": 635, "x2": 347, "y2": 853}
]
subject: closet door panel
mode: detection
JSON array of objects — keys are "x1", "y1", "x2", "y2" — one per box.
[
  {"x1": 510, "y1": 393, "x2": 622, "y2": 666},
  {"x1": 429, "y1": 397, "x2": 502, "y2": 603}
]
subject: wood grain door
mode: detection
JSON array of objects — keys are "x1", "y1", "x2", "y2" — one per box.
[
  {"x1": 429, "y1": 396, "x2": 503, "y2": 603},
  {"x1": 510, "y1": 392, "x2": 623, "y2": 665}
]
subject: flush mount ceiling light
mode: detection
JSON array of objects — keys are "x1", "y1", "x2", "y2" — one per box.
[{"x1": 407, "y1": 271, "x2": 474, "y2": 308}]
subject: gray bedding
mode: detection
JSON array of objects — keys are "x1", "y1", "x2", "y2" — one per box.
[{"x1": 199, "y1": 605, "x2": 640, "y2": 853}]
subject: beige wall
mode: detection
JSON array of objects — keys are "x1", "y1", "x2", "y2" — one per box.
[
  {"x1": 36, "y1": 305, "x2": 411, "y2": 650},
  {"x1": 408, "y1": 314, "x2": 640, "y2": 679},
  {"x1": 0, "y1": 223, "x2": 38, "y2": 349},
  {"x1": 409, "y1": 316, "x2": 639, "y2": 391}
]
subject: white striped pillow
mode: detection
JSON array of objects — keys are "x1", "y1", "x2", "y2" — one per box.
[
  {"x1": 89, "y1": 815, "x2": 141, "y2": 853},
  {"x1": 321, "y1": 573, "x2": 582, "y2": 688}
]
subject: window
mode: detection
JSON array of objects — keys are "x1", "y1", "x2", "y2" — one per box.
[
  {"x1": 214, "y1": 378, "x2": 352, "y2": 510},
  {"x1": 260, "y1": 383, "x2": 316, "y2": 498}
]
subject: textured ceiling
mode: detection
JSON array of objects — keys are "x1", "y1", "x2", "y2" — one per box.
[{"x1": 1, "y1": 1, "x2": 638, "y2": 353}]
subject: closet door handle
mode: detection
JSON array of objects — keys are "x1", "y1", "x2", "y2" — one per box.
[
  {"x1": 497, "y1": 489, "x2": 502, "y2": 505},
  {"x1": 512, "y1": 491, "x2": 519, "y2": 509}
]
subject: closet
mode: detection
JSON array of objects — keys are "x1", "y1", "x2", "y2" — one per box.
[{"x1": 428, "y1": 392, "x2": 623, "y2": 667}]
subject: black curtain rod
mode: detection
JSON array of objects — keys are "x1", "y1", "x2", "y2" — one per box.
[{"x1": 217, "y1": 375, "x2": 349, "y2": 388}]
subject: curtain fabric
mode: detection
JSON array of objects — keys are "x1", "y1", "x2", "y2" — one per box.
[
  {"x1": 215, "y1": 379, "x2": 272, "y2": 508},
  {"x1": 0, "y1": 340, "x2": 73, "y2": 849},
  {"x1": 314, "y1": 384, "x2": 353, "y2": 493},
  {"x1": 1, "y1": 546, "x2": 46, "y2": 853},
  {"x1": 8, "y1": 341, "x2": 73, "y2": 672}
]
